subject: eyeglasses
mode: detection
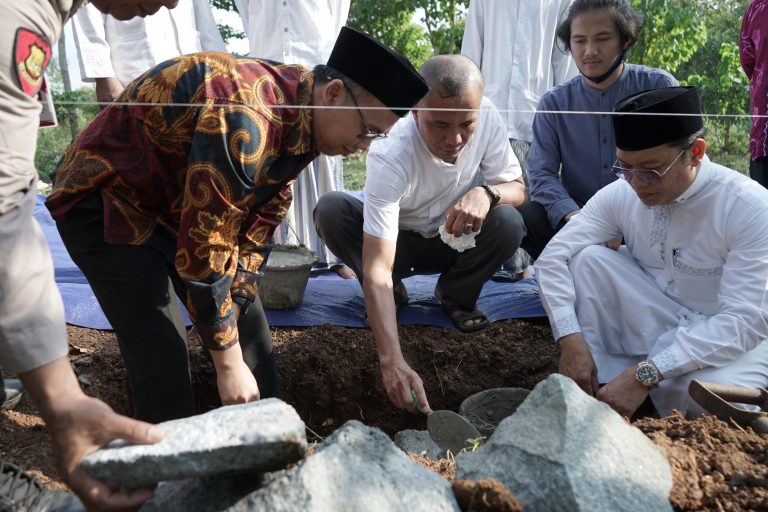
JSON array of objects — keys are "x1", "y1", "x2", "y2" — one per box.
[
  {"x1": 612, "y1": 147, "x2": 687, "y2": 185},
  {"x1": 343, "y1": 83, "x2": 388, "y2": 141}
]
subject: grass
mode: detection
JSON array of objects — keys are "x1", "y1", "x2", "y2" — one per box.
[{"x1": 342, "y1": 151, "x2": 367, "y2": 191}]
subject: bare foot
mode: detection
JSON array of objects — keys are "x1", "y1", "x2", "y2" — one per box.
[{"x1": 331, "y1": 264, "x2": 357, "y2": 280}]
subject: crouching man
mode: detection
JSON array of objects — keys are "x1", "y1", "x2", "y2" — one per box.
[
  {"x1": 314, "y1": 55, "x2": 527, "y2": 411},
  {"x1": 536, "y1": 86, "x2": 768, "y2": 418}
]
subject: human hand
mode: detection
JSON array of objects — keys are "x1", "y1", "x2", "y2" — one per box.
[
  {"x1": 52, "y1": 396, "x2": 163, "y2": 511},
  {"x1": 562, "y1": 209, "x2": 581, "y2": 224},
  {"x1": 209, "y1": 342, "x2": 260, "y2": 405},
  {"x1": 602, "y1": 235, "x2": 623, "y2": 251},
  {"x1": 95, "y1": 77, "x2": 125, "y2": 109},
  {"x1": 597, "y1": 365, "x2": 649, "y2": 418},
  {"x1": 216, "y1": 359, "x2": 260, "y2": 405},
  {"x1": 380, "y1": 358, "x2": 430, "y2": 412},
  {"x1": 443, "y1": 187, "x2": 489, "y2": 236},
  {"x1": 558, "y1": 333, "x2": 599, "y2": 396},
  {"x1": 21, "y1": 358, "x2": 163, "y2": 511}
]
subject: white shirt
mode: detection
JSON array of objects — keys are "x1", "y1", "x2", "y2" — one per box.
[
  {"x1": 72, "y1": 0, "x2": 227, "y2": 86},
  {"x1": 535, "y1": 157, "x2": 768, "y2": 379},
  {"x1": 461, "y1": 0, "x2": 577, "y2": 142},
  {"x1": 364, "y1": 97, "x2": 522, "y2": 240},
  {"x1": 235, "y1": 0, "x2": 350, "y2": 66}
]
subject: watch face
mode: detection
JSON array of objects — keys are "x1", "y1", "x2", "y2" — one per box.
[{"x1": 636, "y1": 363, "x2": 657, "y2": 385}]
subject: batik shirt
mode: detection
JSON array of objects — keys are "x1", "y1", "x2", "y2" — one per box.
[
  {"x1": 46, "y1": 52, "x2": 317, "y2": 350},
  {"x1": 740, "y1": 0, "x2": 768, "y2": 160}
]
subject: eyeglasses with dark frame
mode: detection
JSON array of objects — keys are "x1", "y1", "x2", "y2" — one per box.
[
  {"x1": 612, "y1": 147, "x2": 688, "y2": 185},
  {"x1": 342, "y1": 83, "x2": 388, "y2": 141}
]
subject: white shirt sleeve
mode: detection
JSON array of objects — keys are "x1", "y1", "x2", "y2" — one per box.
[
  {"x1": 363, "y1": 152, "x2": 408, "y2": 241},
  {"x1": 72, "y1": 4, "x2": 114, "y2": 81},
  {"x1": 193, "y1": 0, "x2": 228, "y2": 52},
  {"x1": 535, "y1": 184, "x2": 624, "y2": 341}
]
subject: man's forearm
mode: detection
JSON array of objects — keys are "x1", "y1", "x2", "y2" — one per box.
[{"x1": 19, "y1": 357, "x2": 85, "y2": 424}]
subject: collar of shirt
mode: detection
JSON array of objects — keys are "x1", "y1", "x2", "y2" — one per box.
[{"x1": 674, "y1": 155, "x2": 712, "y2": 204}]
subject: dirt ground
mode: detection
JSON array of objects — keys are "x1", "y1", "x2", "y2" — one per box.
[{"x1": 2, "y1": 320, "x2": 767, "y2": 510}]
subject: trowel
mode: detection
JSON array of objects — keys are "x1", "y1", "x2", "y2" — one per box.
[
  {"x1": 688, "y1": 380, "x2": 768, "y2": 434},
  {"x1": 412, "y1": 390, "x2": 482, "y2": 454}
]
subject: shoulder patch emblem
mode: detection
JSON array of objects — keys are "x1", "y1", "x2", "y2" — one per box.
[{"x1": 14, "y1": 28, "x2": 52, "y2": 96}]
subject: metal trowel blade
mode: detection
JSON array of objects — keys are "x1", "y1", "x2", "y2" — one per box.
[{"x1": 427, "y1": 409, "x2": 481, "y2": 454}]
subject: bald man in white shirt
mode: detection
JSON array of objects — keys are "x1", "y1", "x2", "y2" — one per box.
[{"x1": 315, "y1": 55, "x2": 527, "y2": 412}]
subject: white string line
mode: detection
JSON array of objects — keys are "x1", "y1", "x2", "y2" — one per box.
[{"x1": 49, "y1": 100, "x2": 767, "y2": 119}]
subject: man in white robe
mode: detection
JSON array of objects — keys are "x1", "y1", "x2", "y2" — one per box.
[
  {"x1": 536, "y1": 86, "x2": 768, "y2": 418},
  {"x1": 235, "y1": 0, "x2": 354, "y2": 278},
  {"x1": 72, "y1": 0, "x2": 226, "y2": 106}
]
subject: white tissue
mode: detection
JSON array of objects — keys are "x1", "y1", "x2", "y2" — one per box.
[{"x1": 438, "y1": 224, "x2": 479, "y2": 252}]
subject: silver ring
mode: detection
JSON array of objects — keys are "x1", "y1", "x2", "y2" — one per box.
[{"x1": 464, "y1": 223, "x2": 473, "y2": 228}]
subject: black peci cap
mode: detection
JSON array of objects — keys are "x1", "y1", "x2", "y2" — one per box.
[
  {"x1": 612, "y1": 86, "x2": 704, "y2": 151},
  {"x1": 327, "y1": 27, "x2": 429, "y2": 117}
]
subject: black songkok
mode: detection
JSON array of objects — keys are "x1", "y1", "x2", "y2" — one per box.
[
  {"x1": 327, "y1": 27, "x2": 429, "y2": 117},
  {"x1": 612, "y1": 86, "x2": 704, "y2": 151}
]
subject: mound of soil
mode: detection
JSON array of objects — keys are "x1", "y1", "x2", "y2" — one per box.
[{"x1": 2, "y1": 321, "x2": 767, "y2": 511}]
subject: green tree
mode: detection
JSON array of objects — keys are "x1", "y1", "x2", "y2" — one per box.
[
  {"x1": 348, "y1": 0, "x2": 469, "y2": 68},
  {"x1": 631, "y1": 0, "x2": 750, "y2": 172},
  {"x1": 419, "y1": 0, "x2": 469, "y2": 55},
  {"x1": 630, "y1": 0, "x2": 707, "y2": 75},
  {"x1": 348, "y1": 0, "x2": 432, "y2": 68}
]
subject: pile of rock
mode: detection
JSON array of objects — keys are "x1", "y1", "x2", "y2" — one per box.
[{"x1": 84, "y1": 375, "x2": 675, "y2": 511}]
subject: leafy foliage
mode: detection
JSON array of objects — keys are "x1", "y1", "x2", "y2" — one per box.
[
  {"x1": 629, "y1": 0, "x2": 751, "y2": 171},
  {"x1": 36, "y1": 88, "x2": 98, "y2": 181},
  {"x1": 348, "y1": 0, "x2": 469, "y2": 68}
]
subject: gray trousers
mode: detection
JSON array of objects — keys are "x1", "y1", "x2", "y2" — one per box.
[
  {"x1": 56, "y1": 194, "x2": 280, "y2": 423},
  {"x1": 0, "y1": 1, "x2": 68, "y2": 373},
  {"x1": 313, "y1": 192, "x2": 525, "y2": 310}
]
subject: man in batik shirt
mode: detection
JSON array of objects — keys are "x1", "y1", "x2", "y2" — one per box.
[{"x1": 46, "y1": 27, "x2": 428, "y2": 423}]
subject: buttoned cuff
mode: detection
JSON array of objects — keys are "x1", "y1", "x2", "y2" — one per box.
[
  {"x1": 196, "y1": 314, "x2": 239, "y2": 351},
  {"x1": 231, "y1": 268, "x2": 260, "y2": 304}
]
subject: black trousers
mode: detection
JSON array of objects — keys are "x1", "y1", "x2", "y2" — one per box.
[
  {"x1": 56, "y1": 195, "x2": 279, "y2": 423},
  {"x1": 314, "y1": 191, "x2": 525, "y2": 310},
  {"x1": 751, "y1": 157, "x2": 768, "y2": 189},
  {"x1": 518, "y1": 200, "x2": 563, "y2": 260}
]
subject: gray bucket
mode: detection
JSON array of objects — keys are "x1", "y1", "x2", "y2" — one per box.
[
  {"x1": 258, "y1": 245, "x2": 317, "y2": 309},
  {"x1": 459, "y1": 387, "x2": 531, "y2": 437}
]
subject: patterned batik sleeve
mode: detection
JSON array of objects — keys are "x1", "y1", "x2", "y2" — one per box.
[
  {"x1": 231, "y1": 180, "x2": 295, "y2": 306},
  {"x1": 176, "y1": 101, "x2": 282, "y2": 351}
]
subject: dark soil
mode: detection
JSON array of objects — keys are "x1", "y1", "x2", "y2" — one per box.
[{"x1": 2, "y1": 320, "x2": 767, "y2": 511}]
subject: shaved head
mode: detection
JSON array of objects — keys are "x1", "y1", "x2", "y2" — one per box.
[{"x1": 419, "y1": 54, "x2": 484, "y2": 99}]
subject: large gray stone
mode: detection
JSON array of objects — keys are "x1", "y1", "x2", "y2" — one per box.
[
  {"x1": 83, "y1": 399, "x2": 307, "y2": 488},
  {"x1": 230, "y1": 420, "x2": 460, "y2": 511},
  {"x1": 393, "y1": 429, "x2": 445, "y2": 459},
  {"x1": 456, "y1": 374, "x2": 673, "y2": 512}
]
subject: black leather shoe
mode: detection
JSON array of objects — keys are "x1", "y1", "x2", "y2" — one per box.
[{"x1": 0, "y1": 379, "x2": 24, "y2": 411}]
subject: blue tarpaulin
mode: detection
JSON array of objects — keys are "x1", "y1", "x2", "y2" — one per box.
[{"x1": 35, "y1": 195, "x2": 545, "y2": 330}]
